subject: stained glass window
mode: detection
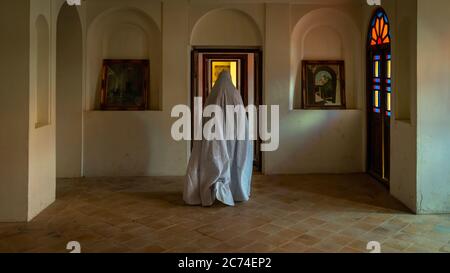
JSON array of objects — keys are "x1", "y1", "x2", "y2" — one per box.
[
  {"x1": 374, "y1": 56, "x2": 380, "y2": 78},
  {"x1": 386, "y1": 54, "x2": 392, "y2": 116},
  {"x1": 367, "y1": 8, "x2": 392, "y2": 182},
  {"x1": 369, "y1": 11, "x2": 391, "y2": 46},
  {"x1": 373, "y1": 55, "x2": 381, "y2": 113},
  {"x1": 368, "y1": 8, "x2": 391, "y2": 116}
]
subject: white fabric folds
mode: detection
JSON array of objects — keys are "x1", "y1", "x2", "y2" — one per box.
[{"x1": 184, "y1": 71, "x2": 253, "y2": 206}]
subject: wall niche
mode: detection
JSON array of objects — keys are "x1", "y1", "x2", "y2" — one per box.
[
  {"x1": 35, "y1": 15, "x2": 50, "y2": 127},
  {"x1": 290, "y1": 8, "x2": 361, "y2": 110},
  {"x1": 87, "y1": 8, "x2": 162, "y2": 111}
]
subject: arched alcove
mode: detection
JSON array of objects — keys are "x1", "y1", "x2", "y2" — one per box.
[
  {"x1": 303, "y1": 26, "x2": 343, "y2": 60},
  {"x1": 56, "y1": 3, "x2": 83, "y2": 178},
  {"x1": 103, "y1": 24, "x2": 149, "y2": 58},
  {"x1": 35, "y1": 15, "x2": 50, "y2": 127},
  {"x1": 87, "y1": 8, "x2": 162, "y2": 110},
  {"x1": 291, "y1": 8, "x2": 361, "y2": 110},
  {"x1": 191, "y1": 9, "x2": 262, "y2": 46}
]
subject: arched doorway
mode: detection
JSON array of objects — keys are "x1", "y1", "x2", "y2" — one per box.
[
  {"x1": 367, "y1": 8, "x2": 392, "y2": 185},
  {"x1": 190, "y1": 9, "x2": 263, "y2": 171},
  {"x1": 56, "y1": 3, "x2": 83, "y2": 178}
]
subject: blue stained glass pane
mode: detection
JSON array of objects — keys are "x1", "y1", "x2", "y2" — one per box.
[
  {"x1": 374, "y1": 55, "x2": 381, "y2": 60},
  {"x1": 374, "y1": 108, "x2": 381, "y2": 113},
  {"x1": 374, "y1": 78, "x2": 380, "y2": 83},
  {"x1": 387, "y1": 54, "x2": 392, "y2": 59},
  {"x1": 387, "y1": 87, "x2": 392, "y2": 92},
  {"x1": 374, "y1": 85, "x2": 381, "y2": 90},
  {"x1": 387, "y1": 79, "x2": 391, "y2": 84},
  {"x1": 386, "y1": 111, "x2": 392, "y2": 117}
]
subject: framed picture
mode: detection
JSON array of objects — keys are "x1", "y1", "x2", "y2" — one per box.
[
  {"x1": 210, "y1": 60, "x2": 239, "y2": 90},
  {"x1": 301, "y1": 60, "x2": 346, "y2": 109},
  {"x1": 100, "y1": 59, "x2": 149, "y2": 111}
]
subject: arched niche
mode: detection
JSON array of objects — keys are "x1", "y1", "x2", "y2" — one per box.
[
  {"x1": 56, "y1": 3, "x2": 83, "y2": 178},
  {"x1": 191, "y1": 9, "x2": 262, "y2": 46},
  {"x1": 291, "y1": 8, "x2": 361, "y2": 110},
  {"x1": 87, "y1": 8, "x2": 162, "y2": 110},
  {"x1": 35, "y1": 15, "x2": 50, "y2": 128}
]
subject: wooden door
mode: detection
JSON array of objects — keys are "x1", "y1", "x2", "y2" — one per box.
[
  {"x1": 367, "y1": 8, "x2": 392, "y2": 185},
  {"x1": 191, "y1": 48, "x2": 263, "y2": 172}
]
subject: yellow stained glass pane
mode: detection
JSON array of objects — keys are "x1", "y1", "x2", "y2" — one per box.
[
  {"x1": 387, "y1": 60, "x2": 392, "y2": 79},
  {"x1": 374, "y1": 90, "x2": 379, "y2": 107},
  {"x1": 374, "y1": 61, "x2": 379, "y2": 78},
  {"x1": 387, "y1": 93, "x2": 391, "y2": 111},
  {"x1": 211, "y1": 61, "x2": 238, "y2": 88}
]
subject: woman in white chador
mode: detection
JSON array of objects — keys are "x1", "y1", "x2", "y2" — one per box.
[{"x1": 184, "y1": 70, "x2": 254, "y2": 206}]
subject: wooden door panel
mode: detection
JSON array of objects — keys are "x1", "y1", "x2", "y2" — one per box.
[
  {"x1": 367, "y1": 51, "x2": 390, "y2": 184},
  {"x1": 368, "y1": 113, "x2": 383, "y2": 177}
]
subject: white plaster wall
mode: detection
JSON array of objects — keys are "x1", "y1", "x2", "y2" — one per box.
[
  {"x1": 83, "y1": 0, "x2": 167, "y2": 176},
  {"x1": 83, "y1": 1, "x2": 267, "y2": 177},
  {"x1": 28, "y1": 0, "x2": 57, "y2": 220},
  {"x1": 0, "y1": 0, "x2": 30, "y2": 221},
  {"x1": 386, "y1": 0, "x2": 417, "y2": 213},
  {"x1": 82, "y1": 1, "x2": 367, "y2": 177},
  {"x1": 84, "y1": 111, "x2": 180, "y2": 176},
  {"x1": 83, "y1": 0, "x2": 189, "y2": 177},
  {"x1": 291, "y1": 7, "x2": 361, "y2": 109},
  {"x1": 189, "y1": 0, "x2": 265, "y2": 42},
  {"x1": 264, "y1": 3, "x2": 295, "y2": 173},
  {"x1": 190, "y1": 8, "x2": 262, "y2": 46},
  {"x1": 417, "y1": 0, "x2": 450, "y2": 213},
  {"x1": 1, "y1": 0, "x2": 72, "y2": 221},
  {"x1": 86, "y1": 6, "x2": 161, "y2": 110},
  {"x1": 274, "y1": 6, "x2": 364, "y2": 174}
]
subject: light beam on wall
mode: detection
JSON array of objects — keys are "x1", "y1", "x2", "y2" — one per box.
[
  {"x1": 66, "y1": 0, "x2": 81, "y2": 6},
  {"x1": 367, "y1": 0, "x2": 381, "y2": 6}
]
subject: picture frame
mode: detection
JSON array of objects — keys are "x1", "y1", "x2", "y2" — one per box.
[
  {"x1": 210, "y1": 60, "x2": 240, "y2": 90},
  {"x1": 301, "y1": 60, "x2": 346, "y2": 109},
  {"x1": 100, "y1": 59, "x2": 149, "y2": 111}
]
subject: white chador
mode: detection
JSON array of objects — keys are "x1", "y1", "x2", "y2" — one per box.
[{"x1": 184, "y1": 71, "x2": 253, "y2": 206}]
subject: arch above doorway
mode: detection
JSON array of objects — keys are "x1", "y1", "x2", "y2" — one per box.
[{"x1": 191, "y1": 8, "x2": 262, "y2": 47}]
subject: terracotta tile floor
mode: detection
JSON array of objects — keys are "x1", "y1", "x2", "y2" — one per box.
[{"x1": 0, "y1": 174, "x2": 449, "y2": 253}]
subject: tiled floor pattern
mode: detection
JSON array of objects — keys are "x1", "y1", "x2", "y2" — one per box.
[{"x1": 0, "y1": 174, "x2": 449, "y2": 253}]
